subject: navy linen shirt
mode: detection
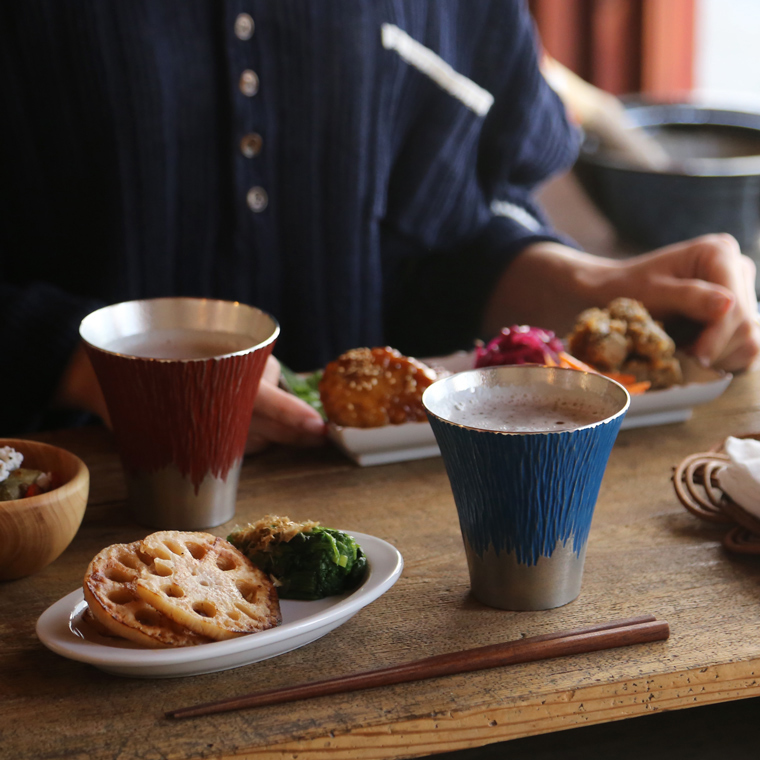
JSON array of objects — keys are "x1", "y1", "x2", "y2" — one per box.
[{"x1": 0, "y1": 0, "x2": 579, "y2": 433}]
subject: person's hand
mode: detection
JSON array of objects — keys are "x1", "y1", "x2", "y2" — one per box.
[
  {"x1": 482, "y1": 234, "x2": 760, "y2": 372},
  {"x1": 53, "y1": 342, "x2": 110, "y2": 423},
  {"x1": 606, "y1": 234, "x2": 759, "y2": 371},
  {"x1": 55, "y1": 347, "x2": 325, "y2": 452},
  {"x1": 246, "y1": 355, "x2": 327, "y2": 453}
]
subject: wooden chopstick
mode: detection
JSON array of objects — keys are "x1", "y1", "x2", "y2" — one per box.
[{"x1": 165, "y1": 615, "x2": 668, "y2": 720}]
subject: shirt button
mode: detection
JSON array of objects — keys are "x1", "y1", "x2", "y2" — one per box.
[
  {"x1": 247, "y1": 186, "x2": 268, "y2": 213},
  {"x1": 239, "y1": 70, "x2": 259, "y2": 97},
  {"x1": 240, "y1": 133, "x2": 263, "y2": 158},
  {"x1": 234, "y1": 13, "x2": 254, "y2": 40}
]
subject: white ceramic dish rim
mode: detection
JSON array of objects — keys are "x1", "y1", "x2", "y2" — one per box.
[
  {"x1": 325, "y1": 352, "x2": 732, "y2": 464},
  {"x1": 36, "y1": 532, "x2": 403, "y2": 676}
]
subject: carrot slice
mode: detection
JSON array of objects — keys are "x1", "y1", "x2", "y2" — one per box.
[
  {"x1": 557, "y1": 351, "x2": 597, "y2": 373},
  {"x1": 603, "y1": 371, "x2": 638, "y2": 385},
  {"x1": 552, "y1": 352, "x2": 651, "y2": 395},
  {"x1": 622, "y1": 381, "x2": 651, "y2": 395}
]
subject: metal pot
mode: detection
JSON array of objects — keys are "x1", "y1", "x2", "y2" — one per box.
[{"x1": 574, "y1": 100, "x2": 760, "y2": 259}]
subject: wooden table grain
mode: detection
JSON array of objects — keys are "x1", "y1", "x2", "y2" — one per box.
[{"x1": 5, "y1": 369, "x2": 760, "y2": 760}]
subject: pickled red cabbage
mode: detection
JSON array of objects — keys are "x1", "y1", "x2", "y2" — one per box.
[{"x1": 474, "y1": 325, "x2": 563, "y2": 367}]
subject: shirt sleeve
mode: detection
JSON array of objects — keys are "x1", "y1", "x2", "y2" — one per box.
[
  {"x1": 382, "y1": 0, "x2": 581, "y2": 356},
  {"x1": 0, "y1": 279, "x2": 102, "y2": 434}
]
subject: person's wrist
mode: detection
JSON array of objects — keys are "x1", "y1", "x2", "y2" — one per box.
[
  {"x1": 53, "y1": 343, "x2": 110, "y2": 424},
  {"x1": 568, "y1": 250, "x2": 623, "y2": 307},
  {"x1": 518, "y1": 241, "x2": 621, "y2": 315},
  {"x1": 481, "y1": 242, "x2": 620, "y2": 337}
]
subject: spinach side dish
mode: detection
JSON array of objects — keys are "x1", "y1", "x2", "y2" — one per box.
[{"x1": 228, "y1": 515, "x2": 367, "y2": 600}]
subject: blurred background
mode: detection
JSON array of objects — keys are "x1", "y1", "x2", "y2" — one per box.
[
  {"x1": 529, "y1": 0, "x2": 760, "y2": 263},
  {"x1": 531, "y1": 0, "x2": 760, "y2": 110}
]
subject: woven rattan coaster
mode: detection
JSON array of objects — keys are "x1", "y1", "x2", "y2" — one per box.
[{"x1": 673, "y1": 436, "x2": 760, "y2": 554}]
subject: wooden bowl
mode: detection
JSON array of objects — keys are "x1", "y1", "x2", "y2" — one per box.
[{"x1": 0, "y1": 438, "x2": 89, "y2": 581}]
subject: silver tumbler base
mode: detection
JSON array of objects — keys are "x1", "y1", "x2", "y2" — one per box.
[
  {"x1": 125, "y1": 461, "x2": 242, "y2": 530},
  {"x1": 464, "y1": 537, "x2": 587, "y2": 611}
]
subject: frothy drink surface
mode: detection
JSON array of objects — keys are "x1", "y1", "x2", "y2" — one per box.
[
  {"x1": 105, "y1": 329, "x2": 256, "y2": 359},
  {"x1": 444, "y1": 389, "x2": 615, "y2": 432}
]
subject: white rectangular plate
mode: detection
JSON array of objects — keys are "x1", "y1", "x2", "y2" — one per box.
[
  {"x1": 327, "y1": 352, "x2": 732, "y2": 466},
  {"x1": 36, "y1": 532, "x2": 403, "y2": 678}
]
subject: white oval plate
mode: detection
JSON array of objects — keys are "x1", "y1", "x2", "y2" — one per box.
[
  {"x1": 36, "y1": 532, "x2": 403, "y2": 678},
  {"x1": 326, "y1": 352, "x2": 732, "y2": 465}
]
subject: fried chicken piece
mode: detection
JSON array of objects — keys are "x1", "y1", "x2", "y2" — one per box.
[
  {"x1": 319, "y1": 347, "x2": 437, "y2": 428},
  {"x1": 626, "y1": 319, "x2": 676, "y2": 361},
  {"x1": 567, "y1": 308, "x2": 630, "y2": 371},
  {"x1": 607, "y1": 297, "x2": 651, "y2": 324},
  {"x1": 621, "y1": 356, "x2": 683, "y2": 390},
  {"x1": 567, "y1": 298, "x2": 682, "y2": 389}
]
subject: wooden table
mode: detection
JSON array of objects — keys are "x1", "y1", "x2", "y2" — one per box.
[{"x1": 5, "y1": 368, "x2": 760, "y2": 760}]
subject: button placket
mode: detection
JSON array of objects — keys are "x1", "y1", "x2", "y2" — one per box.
[
  {"x1": 232, "y1": 8, "x2": 267, "y2": 214},
  {"x1": 240, "y1": 133, "x2": 263, "y2": 158},
  {"x1": 246, "y1": 186, "x2": 268, "y2": 213},
  {"x1": 239, "y1": 69, "x2": 259, "y2": 97},
  {"x1": 234, "y1": 13, "x2": 254, "y2": 40}
]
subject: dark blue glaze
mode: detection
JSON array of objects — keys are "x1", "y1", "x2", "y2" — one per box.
[{"x1": 428, "y1": 415, "x2": 625, "y2": 566}]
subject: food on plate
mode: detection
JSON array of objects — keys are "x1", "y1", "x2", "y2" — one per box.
[
  {"x1": 280, "y1": 363, "x2": 326, "y2": 419},
  {"x1": 566, "y1": 309, "x2": 628, "y2": 370},
  {"x1": 475, "y1": 321, "x2": 650, "y2": 395},
  {"x1": 228, "y1": 515, "x2": 367, "y2": 600},
  {"x1": 474, "y1": 325, "x2": 564, "y2": 368},
  {"x1": 567, "y1": 298, "x2": 682, "y2": 389},
  {"x1": 84, "y1": 541, "x2": 213, "y2": 647},
  {"x1": 547, "y1": 351, "x2": 651, "y2": 395},
  {"x1": 0, "y1": 446, "x2": 54, "y2": 501},
  {"x1": 83, "y1": 531, "x2": 281, "y2": 648},
  {"x1": 319, "y1": 346, "x2": 437, "y2": 428}
]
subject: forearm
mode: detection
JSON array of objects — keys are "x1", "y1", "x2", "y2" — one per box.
[
  {"x1": 52, "y1": 342, "x2": 110, "y2": 425},
  {"x1": 0, "y1": 281, "x2": 102, "y2": 433},
  {"x1": 482, "y1": 234, "x2": 760, "y2": 373},
  {"x1": 481, "y1": 241, "x2": 618, "y2": 337}
]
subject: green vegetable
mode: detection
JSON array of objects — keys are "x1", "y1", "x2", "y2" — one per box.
[
  {"x1": 228, "y1": 519, "x2": 367, "y2": 600},
  {"x1": 0, "y1": 468, "x2": 45, "y2": 501},
  {"x1": 279, "y1": 364, "x2": 326, "y2": 420}
]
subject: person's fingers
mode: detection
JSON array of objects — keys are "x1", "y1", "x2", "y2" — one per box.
[
  {"x1": 741, "y1": 255, "x2": 759, "y2": 315},
  {"x1": 710, "y1": 339, "x2": 760, "y2": 374},
  {"x1": 245, "y1": 435, "x2": 271, "y2": 454},
  {"x1": 698, "y1": 311, "x2": 760, "y2": 371},
  {"x1": 254, "y1": 380, "x2": 325, "y2": 430},
  {"x1": 262, "y1": 354, "x2": 281, "y2": 386},
  {"x1": 690, "y1": 278, "x2": 758, "y2": 365},
  {"x1": 641, "y1": 275, "x2": 735, "y2": 325},
  {"x1": 247, "y1": 381, "x2": 326, "y2": 452},
  {"x1": 631, "y1": 235, "x2": 740, "y2": 317},
  {"x1": 633, "y1": 268, "x2": 738, "y2": 365},
  {"x1": 246, "y1": 413, "x2": 326, "y2": 453},
  {"x1": 620, "y1": 234, "x2": 759, "y2": 368},
  {"x1": 664, "y1": 233, "x2": 744, "y2": 280},
  {"x1": 679, "y1": 239, "x2": 760, "y2": 366}
]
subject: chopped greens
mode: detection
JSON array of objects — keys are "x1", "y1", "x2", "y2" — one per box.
[
  {"x1": 228, "y1": 516, "x2": 367, "y2": 600},
  {"x1": 279, "y1": 364, "x2": 326, "y2": 420},
  {"x1": 0, "y1": 468, "x2": 48, "y2": 501}
]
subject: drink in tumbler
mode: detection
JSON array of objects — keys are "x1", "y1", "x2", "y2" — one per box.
[
  {"x1": 80, "y1": 298, "x2": 279, "y2": 529},
  {"x1": 423, "y1": 365, "x2": 629, "y2": 610}
]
